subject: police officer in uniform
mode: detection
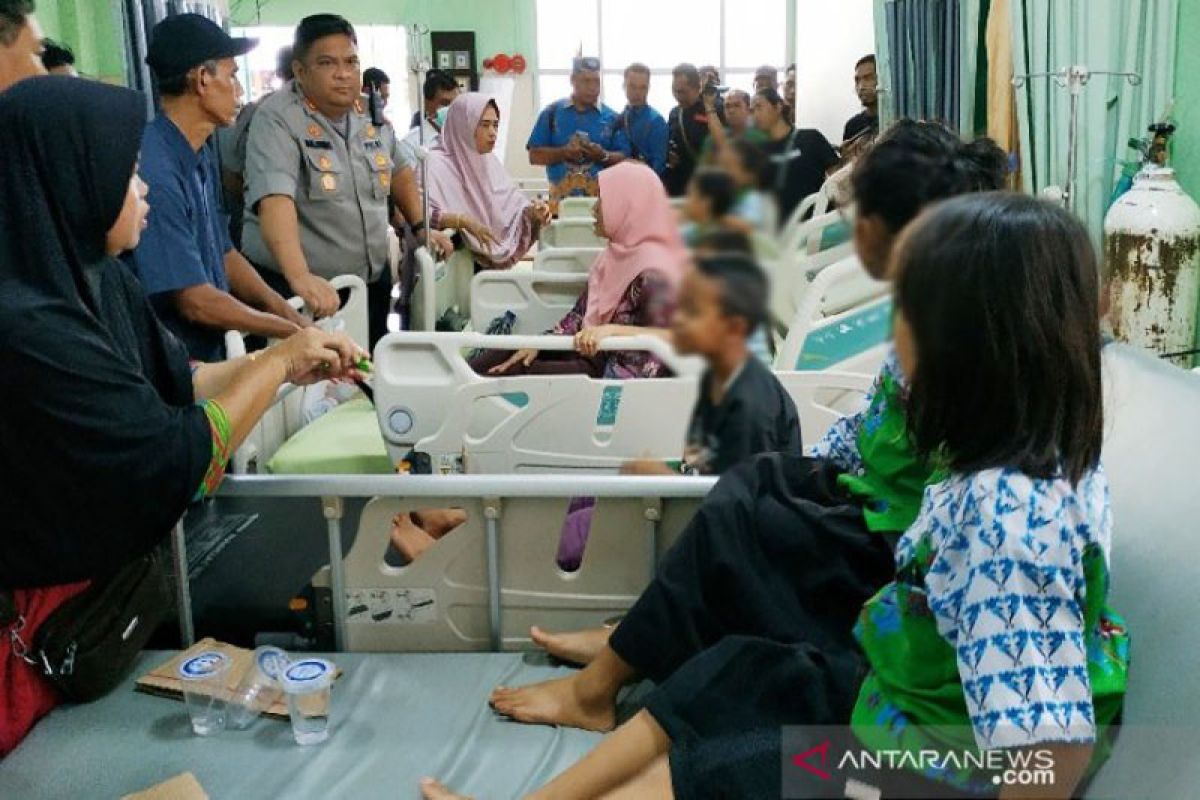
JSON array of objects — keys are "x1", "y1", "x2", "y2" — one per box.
[{"x1": 242, "y1": 14, "x2": 452, "y2": 347}]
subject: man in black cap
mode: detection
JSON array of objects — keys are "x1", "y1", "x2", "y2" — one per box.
[{"x1": 127, "y1": 13, "x2": 307, "y2": 362}]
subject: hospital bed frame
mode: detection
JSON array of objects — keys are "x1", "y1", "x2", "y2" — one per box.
[
  {"x1": 225, "y1": 274, "x2": 369, "y2": 474},
  {"x1": 774, "y1": 256, "x2": 891, "y2": 374},
  {"x1": 410, "y1": 246, "x2": 475, "y2": 332},
  {"x1": 539, "y1": 216, "x2": 607, "y2": 248},
  {"x1": 174, "y1": 474, "x2": 715, "y2": 653}
]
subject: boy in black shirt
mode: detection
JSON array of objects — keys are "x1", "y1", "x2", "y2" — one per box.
[{"x1": 631, "y1": 253, "x2": 801, "y2": 476}]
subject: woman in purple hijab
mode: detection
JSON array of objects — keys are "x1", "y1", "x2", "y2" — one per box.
[{"x1": 421, "y1": 93, "x2": 551, "y2": 269}]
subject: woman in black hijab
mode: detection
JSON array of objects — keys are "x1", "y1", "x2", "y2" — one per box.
[{"x1": 0, "y1": 76, "x2": 363, "y2": 753}]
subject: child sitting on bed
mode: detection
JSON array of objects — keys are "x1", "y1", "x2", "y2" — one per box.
[
  {"x1": 420, "y1": 191, "x2": 1130, "y2": 800},
  {"x1": 627, "y1": 253, "x2": 800, "y2": 477},
  {"x1": 554, "y1": 253, "x2": 804, "y2": 572}
]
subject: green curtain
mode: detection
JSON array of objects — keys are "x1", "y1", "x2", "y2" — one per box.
[{"x1": 1010, "y1": 0, "x2": 1178, "y2": 241}]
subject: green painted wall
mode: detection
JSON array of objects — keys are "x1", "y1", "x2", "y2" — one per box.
[
  {"x1": 229, "y1": 0, "x2": 539, "y2": 70},
  {"x1": 1174, "y1": 0, "x2": 1200, "y2": 352},
  {"x1": 36, "y1": 0, "x2": 126, "y2": 83},
  {"x1": 1177, "y1": 0, "x2": 1200, "y2": 196},
  {"x1": 35, "y1": 0, "x2": 60, "y2": 42}
]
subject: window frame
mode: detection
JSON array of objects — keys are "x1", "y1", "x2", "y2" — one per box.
[{"x1": 534, "y1": 0, "x2": 789, "y2": 111}]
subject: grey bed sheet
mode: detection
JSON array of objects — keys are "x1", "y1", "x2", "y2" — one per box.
[{"x1": 0, "y1": 651, "x2": 604, "y2": 799}]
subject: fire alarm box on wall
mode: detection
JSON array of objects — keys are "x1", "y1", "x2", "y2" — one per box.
[{"x1": 431, "y1": 31, "x2": 477, "y2": 91}]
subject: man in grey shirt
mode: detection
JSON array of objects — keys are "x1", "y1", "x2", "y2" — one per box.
[{"x1": 242, "y1": 13, "x2": 452, "y2": 347}]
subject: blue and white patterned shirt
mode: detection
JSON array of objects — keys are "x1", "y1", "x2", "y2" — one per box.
[
  {"x1": 900, "y1": 466, "x2": 1112, "y2": 749},
  {"x1": 807, "y1": 346, "x2": 903, "y2": 472}
]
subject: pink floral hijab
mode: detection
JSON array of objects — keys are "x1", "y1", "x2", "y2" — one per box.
[{"x1": 583, "y1": 161, "x2": 689, "y2": 327}]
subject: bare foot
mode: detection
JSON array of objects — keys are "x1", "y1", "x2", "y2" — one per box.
[
  {"x1": 489, "y1": 674, "x2": 616, "y2": 732},
  {"x1": 530, "y1": 625, "x2": 612, "y2": 666},
  {"x1": 412, "y1": 508, "x2": 468, "y2": 539},
  {"x1": 419, "y1": 777, "x2": 472, "y2": 800},
  {"x1": 390, "y1": 513, "x2": 436, "y2": 563}
]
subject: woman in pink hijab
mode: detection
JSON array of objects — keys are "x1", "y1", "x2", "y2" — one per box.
[
  {"x1": 475, "y1": 161, "x2": 689, "y2": 379},
  {"x1": 422, "y1": 93, "x2": 551, "y2": 269}
]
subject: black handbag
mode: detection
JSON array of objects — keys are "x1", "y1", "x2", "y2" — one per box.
[{"x1": 3, "y1": 551, "x2": 172, "y2": 703}]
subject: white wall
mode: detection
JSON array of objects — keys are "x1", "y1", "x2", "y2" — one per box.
[{"x1": 794, "y1": 0, "x2": 876, "y2": 144}]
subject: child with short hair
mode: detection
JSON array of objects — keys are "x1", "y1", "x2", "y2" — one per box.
[
  {"x1": 680, "y1": 167, "x2": 738, "y2": 246},
  {"x1": 421, "y1": 192, "x2": 1129, "y2": 800},
  {"x1": 717, "y1": 137, "x2": 777, "y2": 233},
  {"x1": 628, "y1": 253, "x2": 801, "y2": 477}
]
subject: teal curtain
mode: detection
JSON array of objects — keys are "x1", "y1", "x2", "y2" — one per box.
[
  {"x1": 874, "y1": 0, "x2": 989, "y2": 134},
  {"x1": 1010, "y1": 0, "x2": 1177, "y2": 241},
  {"x1": 879, "y1": 0, "x2": 963, "y2": 126}
]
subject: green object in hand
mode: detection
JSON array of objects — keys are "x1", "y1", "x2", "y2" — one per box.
[{"x1": 356, "y1": 356, "x2": 373, "y2": 372}]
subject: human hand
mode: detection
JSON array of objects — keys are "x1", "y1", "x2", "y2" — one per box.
[
  {"x1": 269, "y1": 327, "x2": 365, "y2": 386},
  {"x1": 583, "y1": 142, "x2": 607, "y2": 162},
  {"x1": 561, "y1": 140, "x2": 586, "y2": 162},
  {"x1": 462, "y1": 216, "x2": 499, "y2": 252},
  {"x1": 573, "y1": 325, "x2": 615, "y2": 357},
  {"x1": 526, "y1": 201, "x2": 553, "y2": 228},
  {"x1": 487, "y1": 348, "x2": 539, "y2": 374},
  {"x1": 427, "y1": 229, "x2": 455, "y2": 259},
  {"x1": 289, "y1": 273, "x2": 339, "y2": 319}
]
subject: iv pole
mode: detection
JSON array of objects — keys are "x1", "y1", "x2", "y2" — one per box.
[
  {"x1": 1013, "y1": 66, "x2": 1141, "y2": 212},
  {"x1": 407, "y1": 24, "x2": 433, "y2": 254}
]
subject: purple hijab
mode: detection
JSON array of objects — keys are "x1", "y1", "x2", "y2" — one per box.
[{"x1": 422, "y1": 93, "x2": 533, "y2": 268}]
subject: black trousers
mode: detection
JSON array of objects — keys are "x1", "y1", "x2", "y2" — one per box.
[
  {"x1": 254, "y1": 265, "x2": 394, "y2": 351},
  {"x1": 608, "y1": 454, "x2": 902, "y2": 798}
]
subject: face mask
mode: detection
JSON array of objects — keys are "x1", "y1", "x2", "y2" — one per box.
[{"x1": 434, "y1": 106, "x2": 449, "y2": 129}]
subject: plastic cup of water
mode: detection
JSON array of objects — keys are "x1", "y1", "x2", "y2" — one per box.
[
  {"x1": 177, "y1": 650, "x2": 231, "y2": 736},
  {"x1": 227, "y1": 646, "x2": 289, "y2": 730},
  {"x1": 281, "y1": 658, "x2": 335, "y2": 745}
]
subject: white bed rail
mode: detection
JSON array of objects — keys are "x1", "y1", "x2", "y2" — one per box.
[
  {"x1": 183, "y1": 474, "x2": 717, "y2": 651},
  {"x1": 226, "y1": 274, "x2": 369, "y2": 474},
  {"x1": 410, "y1": 246, "x2": 474, "y2": 332},
  {"x1": 470, "y1": 271, "x2": 588, "y2": 335}
]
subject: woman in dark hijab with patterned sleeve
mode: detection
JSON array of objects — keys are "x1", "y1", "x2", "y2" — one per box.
[{"x1": 0, "y1": 76, "x2": 365, "y2": 754}]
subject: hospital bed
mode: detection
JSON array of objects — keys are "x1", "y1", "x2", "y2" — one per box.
[
  {"x1": 774, "y1": 255, "x2": 891, "y2": 376},
  {"x1": 409, "y1": 246, "x2": 475, "y2": 332},
  {"x1": 373, "y1": 332, "x2": 703, "y2": 475},
  {"x1": 777, "y1": 182, "x2": 834, "y2": 249},
  {"x1": 5, "y1": 345, "x2": 1196, "y2": 799},
  {"x1": 227, "y1": 274, "x2": 369, "y2": 475},
  {"x1": 371, "y1": 330, "x2": 878, "y2": 475}
]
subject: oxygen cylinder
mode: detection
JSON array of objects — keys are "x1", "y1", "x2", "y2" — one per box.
[{"x1": 1104, "y1": 167, "x2": 1200, "y2": 366}]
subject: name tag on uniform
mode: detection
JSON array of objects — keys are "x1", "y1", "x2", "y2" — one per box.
[
  {"x1": 363, "y1": 139, "x2": 383, "y2": 150},
  {"x1": 305, "y1": 139, "x2": 333, "y2": 150}
]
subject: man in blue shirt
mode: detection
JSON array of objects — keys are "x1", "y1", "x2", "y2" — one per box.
[
  {"x1": 129, "y1": 14, "x2": 306, "y2": 361},
  {"x1": 527, "y1": 56, "x2": 628, "y2": 201},
  {"x1": 614, "y1": 62, "x2": 668, "y2": 177}
]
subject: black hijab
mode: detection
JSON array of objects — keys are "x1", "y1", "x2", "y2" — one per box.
[{"x1": 0, "y1": 77, "x2": 212, "y2": 588}]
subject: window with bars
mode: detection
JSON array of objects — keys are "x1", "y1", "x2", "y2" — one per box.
[{"x1": 534, "y1": 0, "x2": 787, "y2": 115}]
